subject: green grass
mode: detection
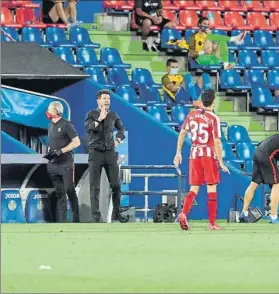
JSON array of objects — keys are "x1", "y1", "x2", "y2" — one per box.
[{"x1": 2, "y1": 222, "x2": 279, "y2": 293}]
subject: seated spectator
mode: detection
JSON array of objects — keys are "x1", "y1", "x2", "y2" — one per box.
[
  {"x1": 161, "y1": 58, "x2": 205, "y2": 108},
  {"x1": 42, "y1": 0, "x2": 81, "y2": 29},
  {"x1": 189, "y1": 17, "x2": 245, "y2": 70},
  {"x1": 135, "y1": 0, "x2": 175, "y2": 52}
]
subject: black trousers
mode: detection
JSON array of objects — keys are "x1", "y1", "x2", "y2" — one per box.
[
  {"x1": 47, "y1": 162, "x2": 80, "y2": 223},
  {"x1": 88, "y1": 149, "x2": 121, "y2": 222}
]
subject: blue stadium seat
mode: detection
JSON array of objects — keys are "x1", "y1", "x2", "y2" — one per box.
[
  {"x1": 25, "y1": 190, "x2": 51, "y2": 223},
  {"x1": 238, "y1": 50, "x2": 267, "y2": 70},
  {"x1": 277, "y1": 31, "x2": 279, "y2": 45},
  {"x1": 253, "y1": 30, "x2": 279, "y2": 50},
  {"x1": 131, "y1": 68, "x2": 162, "y2": 89},
  {"x1": 107, "y1": 68, "x2": 130, "y2": 87},
  {"x1": 171, "y1": 105, "x2": 190, "y2": 125},
  {"x1": 244, "y1": 70, "x2": 269, "y2": 88},
  {"x1": 228, "y1": 125, "x2": 258, "y2": 145},
  {"x1": 100, "y1": 47, "x2": 131, "y2": 69},
  {"x1": 115, "y1": 86, "x2": 146, "y2": 107},
  {"x1": 245, "y1": 160, "x2": 253, "y2": 174},
  {"x1": 188, "y1": 57, "x2": 220, "y2": 71},
  {"x1": 252, "y1": 87, "x2": 279, "y2": 109},
  {"x1": 161, "y1": 28, "x2": 182, "y2": 49},
  {"x1": 139, "y1": 87, "x2": 165, "y2": 105},
  {"x1": 222, "y1": 143, "x2": 244, "y2": 163},
  {"x1": 225, "y1": 160, "x2": 242, "y2": 171},
  {"x1": 236, "y1": 142, "x2": 256, "y2": 161},
  {"x1": 220, "y1": 70, "x2": 250, "y2": 90},
  {"x1": 21, "y1": 27, "x2": 51, "y2": 48},
  {"x1": 229, "y1": 30, "x2": 259, "y2": 50},
  {"x1": 267, "y1": 70, "x2": 279, "y2": 89},
  {"x1": 46, "y1": 27, "x2": 75, "y2": 47},
  {"x1": 184, "y1": 29, "x2": 197, "y2": 42},
  {"x1": 84, "y1": 67, "x2": 114, "y2": 89},
  {"x1": 1, "y1": 27, "x2": 19, "y2": 42},
  {"x1": 69, "y1": 26, "x2": 100, "y2": 48},
  {"x1": 1, "y1": 190, "x2": 25, "y2": 223},
  {"x1": 221, "y1": 128, "x2": 234, "y2": 146},
  {"x1": 261, "y1": 50, "x2": 279, "y2": 69},
  {"x1": 53, "y1": 47, "x2": 82, "y2": 68},
  {"x1": 76, "y1": 47, "x2": 106, "y2": 68},
  {"x1": 147, "y1": 105, "x2": 179, "y2": 127}
]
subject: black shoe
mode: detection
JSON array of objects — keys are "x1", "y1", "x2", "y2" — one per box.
[
  {"x1": 142, "y1": 42, "x2": 149, "y2": 51},
  {"x1": 151, "y1": 42, "x2": 160, "y2": 52}
]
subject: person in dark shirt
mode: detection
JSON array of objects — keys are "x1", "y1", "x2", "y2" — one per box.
[
  {"x1": 240, "y1": 134, "x2": 279, "y2": 224},
  {"x1": 85, "y1": 89, "x2": 125, "y2": 223},
  {"x1": 44, "y1": 101, "x2": 81, "y2": 223},
  {"x1": 135, "y1": 0, "x2": 175, "y2": 51}
]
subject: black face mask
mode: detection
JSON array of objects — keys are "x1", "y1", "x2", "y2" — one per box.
[{"x1": 200, "y1": 25, "x2": 209, "y2": 33}]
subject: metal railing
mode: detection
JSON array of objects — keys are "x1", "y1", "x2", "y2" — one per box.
[{"x1": 120, "y1": 165, "x2": 184, "y2": 222}]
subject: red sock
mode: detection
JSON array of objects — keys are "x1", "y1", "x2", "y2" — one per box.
[
  {"x1": 182, "y1": 191, "x2": 196, "y2": 215},
  {"x1": 208, "y1": 192, "x2": 217, "y2": 224}
]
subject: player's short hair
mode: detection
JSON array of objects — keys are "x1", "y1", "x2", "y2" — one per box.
[
  {"x1": 201, "y1": 89, "x2": 215, "y2": 107},
  {"x1": 198, "y1": 17, "x2": 209, "y2": 26},
  {"x1": 49, "y1": 101, "x2": 64, "y2": 115},
  {"x1": 96, "y1": 89, "x2": 110, "y2": 99},
  {"x1": 166, "y1": 58, "x2": 178, "y2": 66}
]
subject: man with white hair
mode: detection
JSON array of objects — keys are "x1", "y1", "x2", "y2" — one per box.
[{"x1": 44, "y1": 101, "x2": 81, "y2": 223}]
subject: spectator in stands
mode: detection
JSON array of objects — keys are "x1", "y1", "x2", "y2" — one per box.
[
  {"x1": 189, "y1": 17, "x2": 245, "y2": 69},
  {"x1": 135, "y1": 0, "x2": 176, "y2": 52},
  {"x1": 42, "y1": 0, "x2": 80, "y2": 29},
  {"x1": 161, "y1": 58, "x2": 205, "y2": 108}
]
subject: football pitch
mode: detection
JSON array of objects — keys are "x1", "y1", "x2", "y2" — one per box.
[{"x1": 1, "y1": 222, "x2": 279, "y2": 293}]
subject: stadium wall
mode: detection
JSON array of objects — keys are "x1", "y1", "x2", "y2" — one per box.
[{"x1": 54, "y1": 79, "x2": 263, "y2": 219}]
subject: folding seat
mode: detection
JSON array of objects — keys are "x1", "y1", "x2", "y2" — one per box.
[
  {"x1": 103, "y1": 0, "x2": 134, "y2": 11},
  {"x1": 252, "y1": 88, "x2": 279, "y2": 109},
  {"x1": 263, "y1": 0, "x2": 279, "y2": 12},
  {"x1": 229, "y1": 30, "x2": 259, "y2": 50},
  {"x1": 100, "y1": 47, "x2": 131, "y2": 69},
  {"x1": 46, "y1": 27, "x2": 75, "y2": 47},
  {"x1": 69, "y1": 27, "x2": 100, "y2": 48},
  {"x1": 195, "y1": 0, "x2": 222, "y2": 11},
  {"x1": 139, "y1": 87, "x2": 165, "y2": 105},
  {"x1": 163, "y1": 10, "x2": 184, "y2": 30},
  {"x1": 267, "y1": 70, "x2": 279, "y2": 89},
  {"x1": 16, "y1": 7, "x2": 46, "y2": 28},
  {"x1": 236, "y1": 142, "x2": 256, "y2": 161},
  {"x1": 228, "y1": 125, "x2": 257, "y2": 144},
  {"x1": 220, "y1": 70, "x2": 250, "y2": 90},
  {"x1": 244, "y1": 70, "x2": 268, "y2": 88},
  {"x1": 1, "y1": 7, "x2": 22, "y2": 28},
  {"x1": 247, "y1": 12, "x2": 277, "y2": 30},
  {"x1": 161, "y1": 28, "x2": 183, "y2": 49},
  {"x1": 270, "y1": 12, "x2": 279, "y2": 30},
  {"x1": 240, "y1": 0, "x2": 269, "y2": 12},
  {"x1": 245, "y1": 160, "x2": 253, "y2": 174},
  {"x1": 76, "y1": 47, "x2": 106, "y2": 68},
  {"x1": 222, "y1": 143, "x2": 244, "y2": 163},
  {"x1": 202, "y1": 11, "x2": 230, "y2": 31},
  {"x1": 219, "y1": 0, "x2": 247, "y2": 12},
  {"x1": 83, "y1": 67, "x2": 114, "y2": 89},
  {"x1": 162, "y1": 0, "x2": 179, "y2": 10},
  {"x1": 107, "y1": 68, "x2": 131, "y2": 87},
  {"x1": 261, "y1": 50, "x2": 279, "y2": 69},
  {"x1": 184, "y1": 29, "x2": 197, "y2": 42},
  {"x1": 1, "y1": 27, "x2": 19, "y2": 42},
  {"x1": 179, "y1": 11, "x2": 199, "y2": 29},
  {"x1": 253, "y1": 30, "x2": 279, "y2": 50},
  {"x1": 131, "y1": 68, "x2": 162, "y2": 89},
  {"x1": 224, "y1": 11, "x2": 253, "y2": 30},
  {"x1": 53, "y1": 47, "x2": 82, "y2": 68},
  {"x1": 173, "y1": 0, "x2": 199, "y2": 10},
  {"x1": 14, "y1": 0, "x2": 40, "y2": 8},
  {"x1": 130, "y1": 11, "x2": 160, "y2": 31},
  {"x1": 277, "y1": 31, "x2": 279, "y2": 45},
  {"x1": 147, "y1": 105, "x2": 179, "y2": 127},
  {"x1": 21, "y1": 27, "x2": 51, "y2": 47},
  {"x1": 115, "y1": 86, "x2": 146, "y2": 107},
  {"x1": 171, "y1": 105, "x2": 190, "y2": 125},
  {"x1": 238, "y1": 50, "x2": 268, "y2": 70},
  {"x1": 1, "y1": 190, "x2": 25, "y2": 223}
]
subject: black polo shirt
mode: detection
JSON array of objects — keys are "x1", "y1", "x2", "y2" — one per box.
[
  {"x1": 135, "y1": 0, "x2": 162, "y2": 15},
  {"x1": 256, "y1": 134, "x2": 279, "y2": 160},
  {"x1": 48, "y1": 118, "x2": 78, "y2": 164}
]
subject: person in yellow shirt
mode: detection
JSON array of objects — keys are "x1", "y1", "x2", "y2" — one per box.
[
  {"x1": 162, "y1": 58, "x2": 209, "y2": 108},
  {"x1": 189, "y1": 17, "x2": 246, "y2": 69}
]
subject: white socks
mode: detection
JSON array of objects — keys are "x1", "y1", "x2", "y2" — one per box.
[
  {"x1": 270, "y1": 215, "x2": 278, "y2": 220},
  {"x1": 242, "y1": 210, "x2": 248, "y2": 217}
]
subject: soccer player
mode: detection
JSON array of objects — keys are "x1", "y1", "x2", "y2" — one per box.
[
  {"x1": 173, "y1": 89, "x2": 229, "y2": 230},
  {"x1": 240, "y1": 134, "x2": 279, "y2": 224}
]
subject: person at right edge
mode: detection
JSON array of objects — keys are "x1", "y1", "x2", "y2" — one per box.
[
  {"x1": 239, "y1": 134, "x2": 279, "y2": 224},
  {"x1": 85, "y1": 90, "x2": 125, "y2": 223}
]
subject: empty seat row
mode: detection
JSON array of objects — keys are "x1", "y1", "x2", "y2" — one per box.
[
  {"x1": 223, "y1": 142, "x2": 256, "y2": 162},
  {"x1": 2, "y1": 0, "x2": 40, "y2": 9}
]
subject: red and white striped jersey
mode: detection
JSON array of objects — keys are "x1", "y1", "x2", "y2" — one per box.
[{"x1": 182, "y1": 109, "x2": 221, "y2": 159}]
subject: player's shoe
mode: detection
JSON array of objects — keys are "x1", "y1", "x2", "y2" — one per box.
[
  {"x1": 178, "y1": 213, "x2": 190, "y2": 230},
  {"x1": 208, "y1": 223, "x2": 222, "y2": 230},
  {"x1": 230, "y1": 31, "x2": 246, "y2": 45},
  {"x1": 239, "y1": 211, "x2": 250, "y2": 223},
  {"x1": 269, "y1": 217, "x2": 279, "y2": 224}
]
